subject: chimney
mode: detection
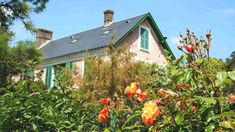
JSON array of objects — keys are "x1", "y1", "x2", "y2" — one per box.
[
  {"x1": 36, "y1": 28, "x2": 53, "y2": 49},
  {"x1": 104, "y1": 9, "x2": 114, "y2": 26}
]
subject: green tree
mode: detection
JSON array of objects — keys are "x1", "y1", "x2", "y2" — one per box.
[
  {"x1": 226, "y1": 51, "x2": 235, "y2": 70},
  {"x1": 0, "y1": 40, "x2": 42, "y2": 88},
  {"x1": 0, "y1": 0, "x2": 49, "y2": 32}
]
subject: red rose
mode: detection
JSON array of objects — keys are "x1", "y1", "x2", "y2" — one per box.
[
  {"x1": 184, "y1": 45, "x2": 194, "y2": 53},
  {"x1": 98, "y1": 108, "x2": 110, "y2": 124},
  {"x1": 102, "y1": 98, "x2": 109, "y2": 106}
]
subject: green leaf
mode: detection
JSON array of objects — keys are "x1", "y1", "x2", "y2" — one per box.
[
  {"x1": 228, "y1": 70, "x2": 235, "y2": 81},
  {"x1": 32, "y1": 122, "x2": 38, "y2": 131},
  {"x1": 195, "y1": 96, "x2": 216, "y2": 105},
  {"x1": 122, "y1": 123, "x2": 144, "y2": 130},
  {"x1": 205, "y1": 125, "x2": 215, "y2": 132},
  {"x1": 183, "y1": 70, "x2": 192, "y2": 82},
  {"x1": 175, "y1": 115, "x2": 184, "y2": 125},
  {"x1": 104, "y1": 128, "x2": 110, "y2": 132},
  {"x1": 64, "y1": 108, "x2": 72, "y2": 113},
  {"x1": 220, "y1": 121, "x2": 233, "y2": 129},
  {"x1": 196, "y1": 58, "x2": 203, "y2": 64},
  {"x1": 122, "y1": 110, "x2": 142, "y2": 129},
  {"x1": 24, "y1": 114, "x2": 31, "y2": 119},
  {"x1": 216, "y1": 71, "x2": 227, "y2": 84}
]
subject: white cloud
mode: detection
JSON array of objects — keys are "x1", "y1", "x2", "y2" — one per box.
[
  {"x1": 170, "y1": 37, "x2": 180, "y2": 45},
  {"x1": 216, "y1": 8, "x2": 235, "y2": 14}
]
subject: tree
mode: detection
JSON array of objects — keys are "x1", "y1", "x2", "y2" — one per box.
[
  {"x1": 0, "y1": 0, "x2": 49, "y2": 33},
  {"x1": 0, "y1": 39, "x2": 42, "y2": 88},
  {"x1": 226, "y1": 51, "x2": 235, "y2": 70}
]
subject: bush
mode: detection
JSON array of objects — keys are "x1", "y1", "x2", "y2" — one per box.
[{"x1": 0, "y1": 73, "x2": 99, "y2": 131}]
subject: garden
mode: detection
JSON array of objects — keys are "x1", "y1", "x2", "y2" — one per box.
[{"x1": 0, "y1": 0, "x2": 235, "y2": 131}]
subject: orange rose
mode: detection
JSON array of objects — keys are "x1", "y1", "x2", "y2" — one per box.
[
  {"x1": 102, "y1": 98, "x2": 109, "y2": 106},
  {"x1": 124, "y1": 82, "x2": 139, "y2": 97},
  {"x1": 137, "y1": 91, "x2": 147, "y2": 102},
  {"x1": 98, "y1": 108, "x2": 109, "y2": 124},
  {"x1": 142, "y1": 100, "x2": 160, "y2": 125}
]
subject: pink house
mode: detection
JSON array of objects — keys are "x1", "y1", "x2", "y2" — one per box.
[{"x1": 36, "y1": 10, "x2": 175, "y2": 88}]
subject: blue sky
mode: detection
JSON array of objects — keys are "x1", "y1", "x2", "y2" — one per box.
[{"x1": 11, "y1": 0, "x2": 235, "y2": 60}]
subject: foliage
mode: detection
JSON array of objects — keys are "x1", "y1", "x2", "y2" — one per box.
[
  {"x1": 0, "y1": 69, "x2": 99, "y2": 131},
  {"x1": 95, "y1": 30, "x2": 235, "y2": 131},
  {"x1": 75, "y1": 42, "x2": 156, "y2": 110},
  {"x1": 226, "y1": 51, "x2": 235, "y2": 70},
  {"x1": 0, "y1": 0, "x2": 49, "y2": 32},
  {"x1": 0, "y1": 39, "x2": 42, "y2": 88},
  {"x1": 1, "y1": 29, "x2": 235, "y2": 131}
]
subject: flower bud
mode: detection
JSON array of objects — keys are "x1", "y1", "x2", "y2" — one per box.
[{"x1": 177, "y1": 45, "x2": 183, "y2": 51}]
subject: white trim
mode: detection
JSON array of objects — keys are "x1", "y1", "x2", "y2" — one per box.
[{"x1": 139, "y1": 25, "x2": 150, "y2": 52}]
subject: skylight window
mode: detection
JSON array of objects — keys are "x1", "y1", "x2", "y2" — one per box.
[
  {"x1": 69, "y1": 35, "x2": 80, "y2": 44},
  {"x1": 70, "y1": 39, "x2": 77, "y2": 44},
  {"x1": 100, "y1": 30, "x2": 110, "y2": 37}
]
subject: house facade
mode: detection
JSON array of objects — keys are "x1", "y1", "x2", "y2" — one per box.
[{"x1": 37, "y1": 10, "x2": 174, "y2": 88}]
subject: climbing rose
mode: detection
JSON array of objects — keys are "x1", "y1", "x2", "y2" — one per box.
[
  {"x1": 98, "y1": 108, "x2": 110, "y2": 124},
  {"x1": 226, "y1": 94, "x2": 235, "y2": 103},
  {"x1": 137, "y1": 91, "x2": 147, "y2": 102},
  {"x1": 124, "y1": 82, "x2": 139, "y2": 97},
  {"x1": 184, "y1": 45, "x2": 194, "y2": 53},
  {"x1": 142, "y1": 100, "x2": 160, "y2": 125},
  {"x1": 102, "y1": 98, "x2": 109, "y2": 106}
]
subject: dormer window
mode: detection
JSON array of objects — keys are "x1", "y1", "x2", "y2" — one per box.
[{"x1": 140, "y1": 26, "x2": 149, "y2": 51}]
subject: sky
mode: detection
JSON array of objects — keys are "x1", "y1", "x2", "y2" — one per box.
[{"x1": 11, "y1": 0, "x2": 235, "y2": 60}]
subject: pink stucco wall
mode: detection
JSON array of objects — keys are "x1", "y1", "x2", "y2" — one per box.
[
  {"x1": 74, "y1": 60, "x2": 84, "y2": 76},
  {"x1": 119, "y1": 20, "x2": 167, "y2": 65}
]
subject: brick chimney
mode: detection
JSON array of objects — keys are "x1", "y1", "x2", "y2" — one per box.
[
  {"x1": 36, "y1": 28, "x2": 53, "y2": 49},
  {"x1": 104, "y1": 9, "x2": 114, "y2": 26}
]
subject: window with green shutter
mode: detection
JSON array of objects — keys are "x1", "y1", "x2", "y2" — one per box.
[
  {"x1": 45, "y1": 66, "x2": 52, "y2": 88},
  {"x1": 66, "y1": 61, "x2": 74, "y2": 72},
  {"x1": 140, "y1": 27, "x2": 149, "y2": 51}
]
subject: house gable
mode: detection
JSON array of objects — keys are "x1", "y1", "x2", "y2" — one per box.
[
  {"x1": 119, "y1": 19, "x2": 168, "y2": 65},
  {"x1": 115, "y1": 13, "x2": 175, "y2": 60}
]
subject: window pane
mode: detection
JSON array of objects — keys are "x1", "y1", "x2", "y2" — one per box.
[{"x1": 140, "y1": 27, "x2": 149, "y2": 50}]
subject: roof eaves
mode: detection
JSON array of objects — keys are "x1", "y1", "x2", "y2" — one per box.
[{"x1": 147, "y1": 13, "x2": 175, "y2": 60}]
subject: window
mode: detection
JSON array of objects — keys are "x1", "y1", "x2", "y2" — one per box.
[
  {"x1": 45, "y1": 65, "x2": 54, "y2": 88},
  {"x1": 66, "y1": 61, "x2": 74, "y2": 72},
  {"x1": 140, "y1": 27, "x2": 149, "y2": 51}
]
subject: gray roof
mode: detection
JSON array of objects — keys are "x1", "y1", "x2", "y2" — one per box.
[{"x1": 40, "y1": 13, "x2": 148, "y2": 60}]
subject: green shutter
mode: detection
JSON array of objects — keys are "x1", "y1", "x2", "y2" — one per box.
[
  {"x1": 140, "y1": 28, "x2": 149, "y2": 50},
  {"x1": 45, "y1": 65, "x2": 54, "y2": 88},
  {"x1": 145, "y1": 29, "x2": 149, "y2": 50},
  {"x1": 66, "y1": 61, "x2": 74, "y2": 72},
  {"x1": 45, "y1": 66, "x2": 52, "y2": 88},
  {"x1": 141, "y1": 28, "x2": 145, "y2": 49}
]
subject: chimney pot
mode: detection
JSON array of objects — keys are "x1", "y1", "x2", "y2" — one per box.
[
  {"x1": 36, "y1": 28, "x2": 53, "y2": 49},
  {"x1": 104, "y1": 9, "x2": 114, "y2": 26}
]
